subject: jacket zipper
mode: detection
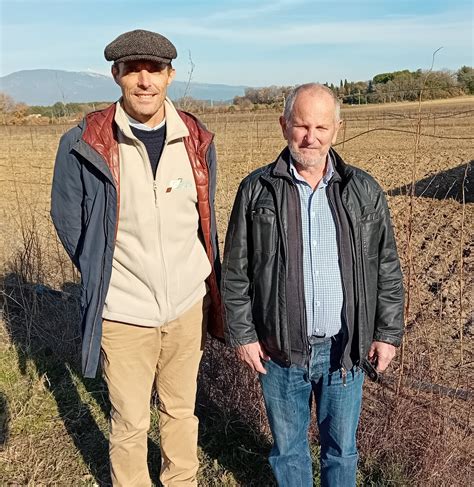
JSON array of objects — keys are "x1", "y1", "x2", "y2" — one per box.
[
  {"x1": 151, "y1": 142, "x2": 170, "y2": 323},
  {"x1": 153, "y1": 181, "x2": 159, "y2": 207},
  {"x1": 327, "y1": 185, "x2": 351, "y2": 373},
  {"x1": 136, "y1": 137, "x2": 169, "y2": 323},
  {"x1": 341, "y1": 186, "x2": 368, "y2": 366},
  {"x1": 358, "y1": 223, "x2": 369, "y2": 357}
]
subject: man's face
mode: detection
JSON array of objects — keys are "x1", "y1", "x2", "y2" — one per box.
[
  {"x1": 112, "y1": 60, "x2": 175, "y2": 127},
  {"x1": 280, "y1": 90, "x2": 342, "y2": 169}
]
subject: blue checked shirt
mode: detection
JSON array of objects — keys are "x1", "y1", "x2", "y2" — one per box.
[{"x1": 290, "y1": 155, "x2": 344, "y2": 338}]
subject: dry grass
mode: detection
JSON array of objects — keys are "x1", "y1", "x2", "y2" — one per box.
[{"x1": 0, "y1": 98, "x2": 473, "y2": 485}]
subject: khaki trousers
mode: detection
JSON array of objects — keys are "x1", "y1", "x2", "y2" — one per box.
[{"x1": 101, "y1": 297, "x2": 208, "y2": 487}]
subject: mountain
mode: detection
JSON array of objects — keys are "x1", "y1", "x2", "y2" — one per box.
[{"x1": 0, "y1": 69, "x2": 247, "y2": 105}]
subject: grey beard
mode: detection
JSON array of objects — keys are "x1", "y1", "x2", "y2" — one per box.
[{"x1": 288, "y1": 146, "x2": 326, "y2": 170}]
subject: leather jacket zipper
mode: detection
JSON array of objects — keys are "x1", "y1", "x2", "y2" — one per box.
[
  {"x1": 341, "y1": 188, "x2": 368, "y2": 366},
  {"x1": 327, "y1": 185, "x2": 351, "y2": 371}
]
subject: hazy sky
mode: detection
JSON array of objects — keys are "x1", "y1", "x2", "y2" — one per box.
[{"x1": 1, "y1": 0, "x2": 472, "y2": 86}]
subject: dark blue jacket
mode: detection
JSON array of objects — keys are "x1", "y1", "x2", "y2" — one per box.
[{"x1": 51, "y1": 104, "x2": 223, "y2": 378}]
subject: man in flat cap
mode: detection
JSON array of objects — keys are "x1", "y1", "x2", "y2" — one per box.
[{"x1": 51, "y1": 29, "x2": 223, "y2": 486}]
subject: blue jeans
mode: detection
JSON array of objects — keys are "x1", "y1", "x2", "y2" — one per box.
[{"x1": 260, "y1": 335, "x2": 364, "y2": 487}]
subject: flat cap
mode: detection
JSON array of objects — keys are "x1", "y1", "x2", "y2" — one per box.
[{"x1": 104, "y1": 29, "x2": 177, "y2": 65}]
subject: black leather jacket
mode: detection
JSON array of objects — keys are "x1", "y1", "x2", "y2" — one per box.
[{"x1": 222, "y1": 147, "x2": 404, "y2": 370}]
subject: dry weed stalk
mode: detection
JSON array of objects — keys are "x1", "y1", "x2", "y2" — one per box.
[
  {"x1": 397, "y1": 47, "x2": 443, "y2": 395},
  {"x1": 458, "y1": 164, "x2": 468, "y2": 365}
]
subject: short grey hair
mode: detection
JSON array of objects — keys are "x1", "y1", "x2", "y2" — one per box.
[{"x1": 283, "y1": 83, "x2": 341, "y2": 124}]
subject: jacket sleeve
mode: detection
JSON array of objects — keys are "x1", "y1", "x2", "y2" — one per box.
[
  {"x1": 221, "y1": 180, "x2": 259, "y2": 347},
  {"x1": 373, "y1": 190, "x2": 404, "y2": 346},
  {"x1": 50, "y1": 131, "x2": 84, "y2": 270}
]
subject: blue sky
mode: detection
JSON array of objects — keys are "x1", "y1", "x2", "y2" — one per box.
[{"x1": 1, "y1": 0, "x2": 472, "y2": 86}]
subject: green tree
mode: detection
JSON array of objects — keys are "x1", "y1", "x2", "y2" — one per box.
[
  {"x1": 457, "y1": 66, "x2": 474, "y2": 94},
  {"x1": 52, "y1": 101, "x2": 68, "y2": 118}
]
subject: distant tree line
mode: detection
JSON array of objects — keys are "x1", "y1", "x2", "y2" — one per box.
[
  {"x1": 0, "y1": 66, "x2": 472, "y2": 124},
  {"x1": 0, "y1": 94, "x2": 113, "y2": 124},
  {"x1": 233, "y1": 66, "x2": 474, "y2": 108},
  {"x1": 28, "y1": 101, "x2": 111, "y2": 119},
  {"x1": 0, "y1": 95, "x2": 233, "y2": 124}
]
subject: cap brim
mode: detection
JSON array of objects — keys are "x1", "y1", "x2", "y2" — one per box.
[{"x1": 114, "y1": 54, "x2": 173, "y2": 64}]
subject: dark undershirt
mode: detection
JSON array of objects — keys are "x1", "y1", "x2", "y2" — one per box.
[{"x1": 131, "y1": 124, "x2": 167, "y2": 179}]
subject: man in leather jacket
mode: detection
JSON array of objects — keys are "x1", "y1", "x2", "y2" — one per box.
[
  {"x1": 222, "y1": 83, "x2": 404, "y2": 486},
  {"x1": 51, "y1": 30, "x2": 222, "y2": 486}
]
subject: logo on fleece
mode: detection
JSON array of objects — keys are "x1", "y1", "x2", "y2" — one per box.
[{"x1": 166, "y1": 178, "x2": 193, "y2": 193}]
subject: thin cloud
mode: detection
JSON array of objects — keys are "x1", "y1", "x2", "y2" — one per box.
[
  {"x1": 207, "y1": 0, "x2": 310, "y2": 22},
  {"x1": 161, "y1": 11, "x2": 471, "y2": 47}
]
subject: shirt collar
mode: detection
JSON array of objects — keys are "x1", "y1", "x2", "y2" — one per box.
[
  {"x1": 125, "y1": 112, "x2": 166, "y2": 131},
  {"x1": 115, "y1": 97, "x2": 189, "y2": 141}
]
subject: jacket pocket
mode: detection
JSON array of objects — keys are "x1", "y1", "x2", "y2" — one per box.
[
  {"x1": 359, "y1": 205, "x2": 380, "y2": 258},
  {"x1": 252, "y1": 206, "x2": 277, "y2": 254}
]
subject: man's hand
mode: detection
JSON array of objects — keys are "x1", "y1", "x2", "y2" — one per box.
[
  {"x1": 236, "y1": 342, "x2": 270, "y2": 374},
  {"x1": 368, "y1": 341, "x2": 397, "y2": 372}
]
